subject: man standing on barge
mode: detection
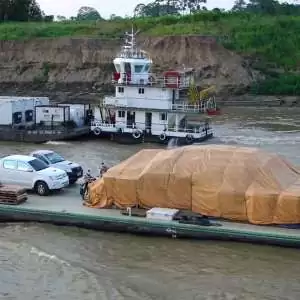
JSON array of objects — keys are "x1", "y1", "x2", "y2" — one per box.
[{"x1": 99, "y1": 162, "x2": 108, "y2": 177}]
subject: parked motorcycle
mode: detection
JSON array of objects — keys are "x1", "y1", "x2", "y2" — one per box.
[{"x1": 80, "y1": 177, "x2": 97, "y2": 200}]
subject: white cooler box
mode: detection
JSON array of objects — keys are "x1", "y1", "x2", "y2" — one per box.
[{"x1": 146, "y1": 207, "x2": 179, "y2": 221}]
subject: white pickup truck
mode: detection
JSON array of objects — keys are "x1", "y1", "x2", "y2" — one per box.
[
  {"x1": 29, "y1": 150, "x2": 83, "y2": 184},
  {"x1": 0, "y1": 155, "x2": 69, "y2": 196}
]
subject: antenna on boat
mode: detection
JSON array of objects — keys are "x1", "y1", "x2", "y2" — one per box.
[{"x1": 124, "y1": 24, "x2": 140, "y2": 57}]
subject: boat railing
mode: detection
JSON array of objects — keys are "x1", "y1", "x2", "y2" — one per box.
[
  {"x1": 171, "y1": 102, "x2": 207, "y2": 113},
  {"x1": 91, "y1": 121, "x2": 115, "y2": 128},
  {"x1": 91, "y1": 120, "x2": 211, "y2": 134},
  {"x1": 112, "y1": 72, "x2": 192, "y2": 89}
]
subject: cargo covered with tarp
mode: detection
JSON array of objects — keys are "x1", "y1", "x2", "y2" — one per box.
[{"x1": 87, "y1": 145, "x2": 300, "y2": 225}]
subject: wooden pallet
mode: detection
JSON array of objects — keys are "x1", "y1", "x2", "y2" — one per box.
[{"x1": 0, "y1": 185, "x2": 28, "y2": 205}]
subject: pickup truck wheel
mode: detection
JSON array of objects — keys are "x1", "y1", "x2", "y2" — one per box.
[
  {"x1": 35, "y1": 181, "x2": 49, "y2": 196},
  {"x1": 69, "y1": 178, "x2": 77, "y2": 185}
]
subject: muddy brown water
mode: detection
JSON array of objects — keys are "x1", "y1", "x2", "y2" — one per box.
[{"x1": 0, "y1": 107, "x2": 300, "y2": 300}]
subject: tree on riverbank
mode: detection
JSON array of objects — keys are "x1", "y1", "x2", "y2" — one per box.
[
  {"x1": 77, "y1": 6, "x2": 102, "y2": 21},
  {"x1": 232, "y1": 0, "x2": 300, "y2": 14},
  {"x1": 134, "y1": 0, "x2": 300, "y2": 17},
  {"x1": 0, "y1": 0, "x2": 53, "y2": 21},
  {"x1": 134, "y1": 0, "x2": 207, "y2": 17}
]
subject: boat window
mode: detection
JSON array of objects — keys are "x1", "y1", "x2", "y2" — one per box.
[
  {"x1": 159, "y1": 113, "x2": 167, "y2": 121},
  {"x1": 118, "y1": 87, "x2": 124, "y2": 93},
  {"x1": 3, "y1": 160, "x2": 17, "y2": 170},
  {"x1": 114, "y1": 64, "x2": 121, "y2": 73},
  {"x1": 17, "y1": 161, "x2": 32, "y2": 171},
  {"x1": 138, "y1": 88, "x2": 145, "y2": 94},
  {"x1": 12, "y1": 112, "x2": 22, "y2": 124},
  {"x1": 144, "y1": 64, "x2": 150, "y2": 72},
  {"x1": 44, "y1": 152, "x2": 65, "y2": 164},
  {"x1": 25, "y1": 109, "x2": 33, "y2": 122},
  {"x1": 118, "y1": 111, "x2": 125, "y2": 118},
  {"x1": 134, "y1": 65, "x2": 144, "y2": 73},
  {"x1": 28, "y1": 158, "x2": 48, "y2": 171}
]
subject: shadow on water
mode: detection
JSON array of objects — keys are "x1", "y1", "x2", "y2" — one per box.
[
  {"x1": 167, "y1": 136, "x2": 224, "y2": 149},
  {"x1": 167, "y1": 138, "x2": 179, "y2": 149}
]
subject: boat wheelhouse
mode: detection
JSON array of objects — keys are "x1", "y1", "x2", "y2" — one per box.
[{"x1": 91, "y1": 28, "x2": 218, "y2": 144}]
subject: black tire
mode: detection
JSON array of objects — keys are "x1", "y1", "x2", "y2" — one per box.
[
  {"x1": 81, "y1": 186, "x2": 89, "y2": 200},
  {"x1": 34, "y1": 181, "x2": 49, "y2": 196},
  {"x1": 69, "y1": 178, "x2": 77, "y2": 185}
]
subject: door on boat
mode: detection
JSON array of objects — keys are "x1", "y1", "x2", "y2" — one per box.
[
  {"x1": 145, "y1": 112, "x2": 152, "y2": 134},
  {"x1": 172, "y1": 89, "x2": 176, "y2": 105},
  {"x1": 126, "y1": 111, "x2": 136, "y2": 128}
]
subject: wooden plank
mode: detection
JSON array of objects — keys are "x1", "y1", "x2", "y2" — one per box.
[
  {"x1": 0, "y1": 197, "x2": 27, "y2": 205},
  {"x1": 0, "y1": 184, "x2": 28, "y2": 205}
]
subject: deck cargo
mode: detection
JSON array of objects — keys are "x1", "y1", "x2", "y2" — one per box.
[{"x1": 87, "y1": 145, "x2": 300, "y2": 225}]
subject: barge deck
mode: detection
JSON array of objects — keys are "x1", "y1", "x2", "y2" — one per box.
[{"x1": 0, "y1": 185, "x2": 299, "y2": 248}]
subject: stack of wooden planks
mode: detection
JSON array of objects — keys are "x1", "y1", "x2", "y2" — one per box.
[{"x1": 0, "y1": 185, "x2": 28, "y2": 205}]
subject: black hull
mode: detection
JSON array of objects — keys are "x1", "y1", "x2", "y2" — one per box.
[{"x1": 0, "y1": 126, "x2": 90, "y2": 143}]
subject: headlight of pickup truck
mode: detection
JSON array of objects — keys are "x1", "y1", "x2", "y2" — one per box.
[{"x1": 50, "y1": 175, "x2": 63, "y2": 181}]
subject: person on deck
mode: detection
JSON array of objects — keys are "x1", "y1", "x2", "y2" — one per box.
[
  {"x1": 99, "y1": 162, "x2": 108, "y2": 177},
  {"x1": 82, "y1": 169, "x2": 94, "y2": 197}
]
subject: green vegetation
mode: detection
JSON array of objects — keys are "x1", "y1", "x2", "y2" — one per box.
[
  {"x1": 1, "y1": 13, "x2": 300, "y2": 69},
  {"x1": 251, "y1": 74, "x2": 300, "y2": 96},
  {"x1": 1, "y1": 0, "x2": 300, "y2": 95}
]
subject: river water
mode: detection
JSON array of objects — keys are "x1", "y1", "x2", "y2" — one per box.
[{"x1": 0, "y1": 107, "x2": 300, "y2": 300}]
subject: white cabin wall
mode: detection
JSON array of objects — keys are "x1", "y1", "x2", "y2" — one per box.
[
  {"x1": 112, "y1": 86, "x2": 174, "y2": 110},
  {"x1": 116, "y1": 86, "x2": 172, "y2": 99},
  {"x1": 135, "y1": 111, "x2": 145, "y2": 130},
  {"x1": 35, "y1": 106, "x2": 70, "y2": 125},
  {"x1": 115, "y1": 110, "x2": 126, "y2": 127},
  {"x1": 12, "y1": 99, "x2": 29, "y2": 124},
  {"x1": 0, "y1": 102, "x2": 13, "y2": 125},
  {"x1": 0, "y1": 97, "x2": 50, "y2": 126},
  {"x1": 151, "y1": 112, "x2": 168, "y2": 132}
]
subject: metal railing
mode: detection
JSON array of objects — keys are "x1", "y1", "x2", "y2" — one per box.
[
  {"x1": 90, "y1": 120, "x2": 211, "y2": 134},
  {"x1": 112, "y1": 72, "x2": 192, "y2": 88},
  {"x1": 91, "y1": 121, "x2": 115, "y2": 128},
  {"x1": 171, "y1": 103, "x2": 207, "y2": 113},
  {"x1": 104, "y1": 97, "x2": 217, "y2": 114}
]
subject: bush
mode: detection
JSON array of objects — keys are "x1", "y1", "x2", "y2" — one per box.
[{"x1": 250, "y1": 74, "x2": 300, "y2": 95}]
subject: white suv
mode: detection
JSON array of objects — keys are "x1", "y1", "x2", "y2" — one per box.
[
  {"x1": 0, "y1": 155, "x2": 69, "y2": 196},
  {"x1": 29, "y1": 150, "x2": 83, "y2": 184}
]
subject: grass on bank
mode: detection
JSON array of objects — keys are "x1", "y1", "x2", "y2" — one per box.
[{"x1": 1, "y1": 12, "x2": 300, "y2": 95}]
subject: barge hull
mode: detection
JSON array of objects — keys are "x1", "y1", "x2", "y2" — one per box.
[
  {"x1": 0, "y1": 126, "x2": 90, "y2": 143},
  {"x1": 0, "y1": 189, "x2": 299, "y2": 248}
]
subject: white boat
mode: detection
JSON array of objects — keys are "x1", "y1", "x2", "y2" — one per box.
[{"x1": 90, "y1": 28, "x2": 218, "y2": 145}]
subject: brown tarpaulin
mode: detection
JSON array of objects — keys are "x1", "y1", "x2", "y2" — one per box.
[{"x1": 87, "y1": 145, "x2": 300, "y2": 225}]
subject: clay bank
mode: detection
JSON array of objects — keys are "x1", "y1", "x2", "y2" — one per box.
[{"x1": 0, "y1": 36, "x2": 261, "y2": 104}]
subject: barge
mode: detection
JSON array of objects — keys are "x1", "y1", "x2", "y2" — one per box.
[
  {"x1": 0, "y1": 97, "x2": 91, "y2": 143},
  {"x1": 0, "y1": 185, "x2": 299, "y2": 248}
]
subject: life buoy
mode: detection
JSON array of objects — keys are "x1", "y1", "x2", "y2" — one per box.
[
  {"x1": 93, "y1": 127, "x2": 101, "y2": 136},
  {"x1": 132, "y1": 130, "x2": 142, "y2": 139},
  {"x1": 186, "y1": 134, "x2": 194, "y2": 144},
  {"x1": 159, "y1": 132, "x2": 167, "y2": 141}
]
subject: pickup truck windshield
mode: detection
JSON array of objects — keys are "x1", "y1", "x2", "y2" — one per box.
[
  {"x1": 28, "y1": 158, "x2": 48, "y2": 171},
  {"x1": 44, "y1": 152, "x2": 65, "y2": 164}
]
